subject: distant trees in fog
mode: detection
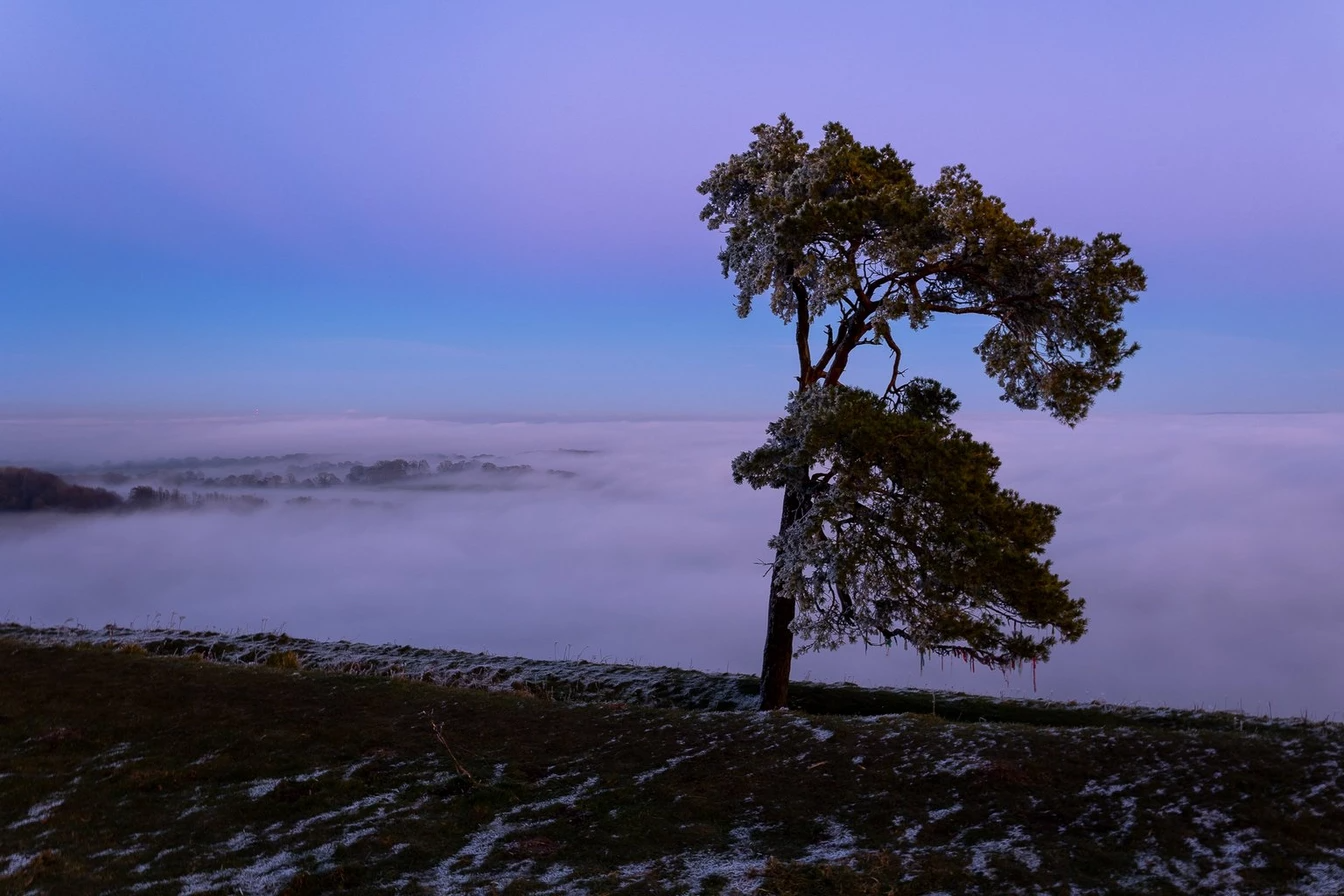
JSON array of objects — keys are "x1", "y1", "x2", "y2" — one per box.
[
  {"x1": 2, "y1": 455, "x2": 578, "y2": 518},
  {"x1": 347, "y1": 458, "x2": 431, "y2": 484},
  {"x1": 164, "y1": 470, "x2": 287, "y2": 489},
  {"x1": 438, "y1": 459, "x2": 534, "y2": 476},
  {"x1": 0, "y1": 467, "x2": 123, "y2": 512},
  {"x1": 66, "y1": 453, "x2": 580, "y2": 491},
  {"x1": 0, "y1": 451, "x2": 580, "y2": 519},
  {"x1": 342, "y1": 458, "x2": 540, "y2": 483},
  {"x1": 126, "y1": 486, "x2": 266, "y2": 511},
  {"x1": 111, "y1": 456, "x2": 555, "y2": 491},
  {"x1": 0, "y1": 468, "x2": 269, "y2": 515}
]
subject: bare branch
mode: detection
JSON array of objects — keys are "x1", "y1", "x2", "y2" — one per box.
[{"x1": 428, "y1": 718, "x2": 481, "y2": 788}]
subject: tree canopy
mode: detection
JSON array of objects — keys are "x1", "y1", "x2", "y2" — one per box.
[
  {"x1": 732, "y1": 380, "x2": 1082, "y2": 670},
  {"x1": 698, "y1": 115, "x2": 1145, "y2": 423},
  {"x1": 698, "y1": 116, "x2": 1145, "y2": 708}
]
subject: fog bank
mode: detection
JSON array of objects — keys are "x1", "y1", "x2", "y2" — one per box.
[{"x1": 3, "y1": 412, "x2": 1341, "y2": 719}]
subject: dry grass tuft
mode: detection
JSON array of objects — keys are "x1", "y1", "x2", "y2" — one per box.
[{"x1": 264, "y1": 649, "x2": 301, "y2": 670}]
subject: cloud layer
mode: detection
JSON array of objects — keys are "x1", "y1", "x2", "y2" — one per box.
[{"x1": 3, "y1": 412, "x2": 1341, "y2": 718}]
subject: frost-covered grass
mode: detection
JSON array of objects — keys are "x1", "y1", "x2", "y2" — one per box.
[{"x1": 3, "y1": 625, "x2": 1343, "y2": 894}]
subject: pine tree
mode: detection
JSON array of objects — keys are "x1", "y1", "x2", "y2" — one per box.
[{"x1": 698, "y1": 116, "x2": 1145, "y2": 709}]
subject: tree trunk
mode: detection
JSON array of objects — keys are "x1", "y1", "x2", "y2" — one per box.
[{"x1": 759, "y1": 481, "x2": 808, "y2": 709}]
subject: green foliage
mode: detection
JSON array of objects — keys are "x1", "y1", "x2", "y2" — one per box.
[
  {"x1": 733, "y1": 382, "x2": 1083, "y2": 669},
  {"x1": 697, "y1": 115, "x2": 1145, "y2": 423}
]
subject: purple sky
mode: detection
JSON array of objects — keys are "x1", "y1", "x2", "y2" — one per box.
[
  {"x1": 1, "y1": 1, "x2": 1341, "y2": 416},
  {"x1": 2, "y1": 4, "x2": 1342, "y2": 711}
]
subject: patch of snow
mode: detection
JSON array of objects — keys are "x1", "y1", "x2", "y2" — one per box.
[
  {"x1": 613, "y1": 859, "x2": 654, "y2": 879},
  {"x1": 893, "y1": 818, "x2": 921, "y2": 844},
  {"x1": 288, "y1": 788, "x2": 403, "y2": 837},
  {"x1": 337, "y1": 826, "x2": 377, "y2": 848},
  {"x1": 787, "y1": 716, "x2": 835, "y2": 742},
  {"x1": 1118, "y1": 810, "x2": 1267, "y2": 893},
  {"x1": 246, "y1": 778, "x2": 280, "y2": 799},
  {"x1": 177, "y1": 787, "x2": 207, "y2": 819},
  {"x1": 429, "y1": 775, "x2": 600, "y2": 889},
  {"x1": 673, "y1": 850, "x2": 763, "y2": 893},
  {"x1": 538, "y1": 863, "x2": 573, "y2": 885},
  {"x1": 1079, "y1": 778, "x2": 1129, "y2": 798},
  {"x1": 1299, "y1": 852, "x2": 1344, "y2": 896},
  {"x1": 1192, "y1": 807, "x2": 1233, "y2": 831},
  {"x1": 931, "y1": 754, "x2": 987, "y2": 777},
  {"x1": 224, "y1": 831, "x2": 255, "y2": 852},
  {"x1": 8, "y1": 794, "x2": 64, "y2": 829},
  {"x1": 634, "y1": 743, "x2": 717, "y2": 784},
  {"x1": 967, "y1": 825, "x2": 1042, "y2": 876},
  {"x1": 804, "y1": 818, "x2": 856, "y2": 862},
  {"x1": 179, "y1": 849, "x2": 299, "y2": 895},
  {"x1": 928, "y1": 802, "x2": 962, "y2": 822},
  {"x1": 0, "y1": 852, "x2": 50, "y2": 878}
]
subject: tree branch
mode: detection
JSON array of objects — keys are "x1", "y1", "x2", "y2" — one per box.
[
  {"x1": 881, "y1": 334, "x2": 903, "y2": 402},
  {"x1": 791, "y1": 277, "x2": 813, "y2": 385}
]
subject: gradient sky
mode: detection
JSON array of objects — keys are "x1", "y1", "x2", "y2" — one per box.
[{"x1": 1, "y1": 1, "x2": 1341, "y2": 418}]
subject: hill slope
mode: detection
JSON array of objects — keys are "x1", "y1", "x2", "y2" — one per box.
[{"x1": 2, "y1": 625, "x2": 1342, "y2": 894}]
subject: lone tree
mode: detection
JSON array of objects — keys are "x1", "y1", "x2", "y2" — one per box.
[{"x1": 698, "y1": 116, "x2": 1145, "y2": 709}]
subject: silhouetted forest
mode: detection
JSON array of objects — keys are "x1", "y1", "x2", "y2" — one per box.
[
  {"x1": 0, "y1": 454, "x2": 581, "y2": 518},
  {"x1": 0, "y1": 467, "x2": 124, "y2": 512},
  {"x1": 0, "y1": 468, "x2": 270, "y2": 514}
]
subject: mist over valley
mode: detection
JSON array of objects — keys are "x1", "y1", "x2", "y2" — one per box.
[{"x1": 3, "y1": 412, "x2": 1341, "y2": 721}]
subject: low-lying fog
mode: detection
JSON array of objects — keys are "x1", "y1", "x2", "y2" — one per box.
[{"x1": 3, "y1": 413, "x2": 1342, "y2": 719}]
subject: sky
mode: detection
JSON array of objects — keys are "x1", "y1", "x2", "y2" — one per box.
[
  {"x1": 2, "y1": 3, "x2": 1342, "y2": 712},
  {"x1": 1, "y1": 1, "x2": 1342, "y2": 418}
]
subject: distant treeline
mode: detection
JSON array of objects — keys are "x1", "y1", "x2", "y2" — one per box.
[
  {"x1": 151, "y1": 470, "x2": 329, "y2": 489},
  {"x1": 143, "y1": 457, "x2": 561, "y2": 489},
  {"x1": 93, "y1": 453, "x2": 313, "y2": 474},
  {"x1": 81, "y1": 453, "x2": 496, "y2": 483},
  {"x1": 342, "y1": 458, "x2": 542, "y2": 483},
  {"x1": 0, "y1": 467, "x2": 123, "y2": 512},
  {"x1": 125, "y1": 486, "x2": 267, "y2": 511},
  {"x1": 0, "y1": 467, "x2": 267, "y2": 514},
  {"x1": 56, "y1": 452, "x2": 581, "y2": 489},
  {"x1": 0, "y1": 457, "x2": 576, "y2": 515}
]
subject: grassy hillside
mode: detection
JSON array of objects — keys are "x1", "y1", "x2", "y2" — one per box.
[{"x1": 2, "y1": 626, "x2": 1342, "y2": 894}]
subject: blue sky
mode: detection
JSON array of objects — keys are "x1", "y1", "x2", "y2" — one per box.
[{"x1": 1, "y1": 1, "x2": 1341, "y2": 418}]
